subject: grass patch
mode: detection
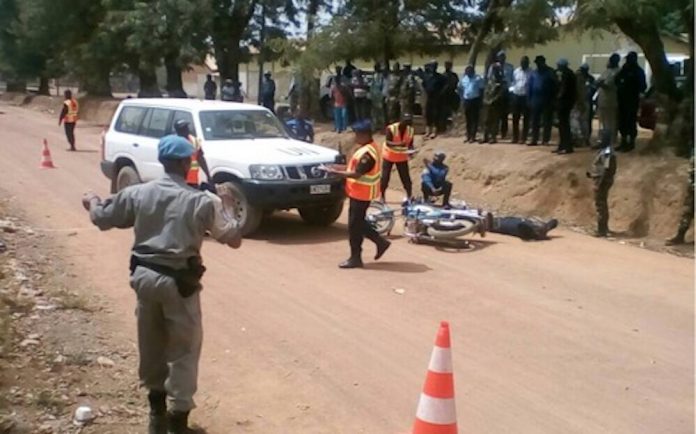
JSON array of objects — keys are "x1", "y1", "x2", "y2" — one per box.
[
  {"x1": 34, "y1": 389, "x2": 67, "y2": 412},
  {"x1": 53, "y1": 288, "x2": 92, "y2": 312}
]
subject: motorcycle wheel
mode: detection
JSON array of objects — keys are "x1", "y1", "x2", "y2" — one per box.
[
  {"x1": 366, "y1": 201, "x2": 395, "y2": 236},
  {"x1": 426, "y1": 218, "x2": 479, "y2": 239}
]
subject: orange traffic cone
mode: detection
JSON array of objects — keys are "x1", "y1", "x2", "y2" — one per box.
[
  {"x1": 39, "y1": 139, "x2": 56, "y2": 169},
  {"x1": 412, "y1": 321, "x2": 457, "y2": 434}
]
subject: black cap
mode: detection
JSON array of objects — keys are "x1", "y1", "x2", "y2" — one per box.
[
  {"x1": 534, "y1": 55, "x2": 546, "y2": 64},
  {"x1": 174, "y1": 119, "x2": 190, "y2": 135}
]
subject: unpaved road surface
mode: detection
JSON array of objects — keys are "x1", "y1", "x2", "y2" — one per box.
[{"x1": 0, "y1": 103, "x2": 693, "y2": 434}]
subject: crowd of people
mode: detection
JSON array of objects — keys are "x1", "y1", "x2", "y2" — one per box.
[{"x1": 321, "y1": 51, "x2": 647, "y2": 154}]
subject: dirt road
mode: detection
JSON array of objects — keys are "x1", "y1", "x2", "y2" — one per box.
[{"x1": 0, "y1": 103, "x2": 693, "y2": 434}]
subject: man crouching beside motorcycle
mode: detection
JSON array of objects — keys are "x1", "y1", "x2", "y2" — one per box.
[{"x1": 421, "y1": 152, "x2": 452, "y2": 208}]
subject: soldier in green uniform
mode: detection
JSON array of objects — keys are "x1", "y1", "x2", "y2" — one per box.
[
  {"x1": 370, "y1": 62, "x2": 386, "y2": 130},
  {"x1": 386, "y1": 62, "x2": 402, "y2": 124},
  {"x1": 586, "y1": 132, "x2": 617, "y2": 237},
  {"x1": 666, "y1": 152, "x2": 694, "y2": 245},
  {"x1": 399, "y1": 64, "x2": 417, "y2": 119}
]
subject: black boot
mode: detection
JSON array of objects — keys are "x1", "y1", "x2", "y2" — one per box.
[
  {"x1": 167, "y1": 411, "x2": 197, "y2": 434},
  {"x1": 374, "y1": 239, "x2": 391, "y2": 260},
  {"x1": 148, "y1": 391, "x2": 167, "y2": 434},
  {"x1": 665, "y1": 230, "x2": 687, "y2": 246}
]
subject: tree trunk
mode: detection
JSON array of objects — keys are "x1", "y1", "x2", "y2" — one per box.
[
  {"x1": 38, "y1": 76, "x2": 50, "y2": 96},
  {"x1": 164, "y1": 52, "x2": 187, "y2": 98},
  {"x1": 300, "y1": 0, "x2": 322, "y2": 116},
  {"x1": 81, "y1": 67, "x2": 113, "y2": 98},
  {"x1": 257, "y1": 4, "x2": 266, "y2": 106},
  {"x1": 138, "y1": 67, "x2": 161, "y2": 98},
  {"x1": 211, "y1": 0, "x2": 258, "y2": 81},
  {"x1": 467, "y1": 0, "x2": 500, "y2": 68}
]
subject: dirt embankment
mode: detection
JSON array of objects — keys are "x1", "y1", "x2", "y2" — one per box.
[
  {"x1": 0, "y1": 92, "x2": 119, "y2": 126},
  {"x1": 0, "y1": 201, "x2": 142, "y2": 434},
  {"x1": 315, "y1": 130, "x2": 692, "y2": 246}
]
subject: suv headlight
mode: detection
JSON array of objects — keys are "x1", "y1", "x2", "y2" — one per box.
[{"x1": 249, "y1": 165, "x2": 284, "y2": 180}]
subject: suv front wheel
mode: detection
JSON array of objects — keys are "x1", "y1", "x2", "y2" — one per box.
[
  {"x1": 116, "y1": 165, "x2": 141, "y2": 192},
  {"x1": 221, "y1": 182, "x2": 263, "y2": 236},
  {"x1": 298, "y1": 200, "x2": 344, "y2": 226}
]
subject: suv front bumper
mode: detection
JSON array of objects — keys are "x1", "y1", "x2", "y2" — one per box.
[
  {"x1": 101, "y1": 161, "x2": 115, "y2": 180},
  {"x1": 241, "y1": 178, "x2": 345, "y2": 209}
]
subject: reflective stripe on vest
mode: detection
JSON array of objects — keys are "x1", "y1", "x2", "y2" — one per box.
[
  {"x1": 382, "y1": 123, "x2": 413, "y2": 163},
  {"x1": 185, "y1": 135, "x2": 200, "y2": 185},
  {"x1": 346, "y1": 142, "x2": 381, "y2": 201},
  {"x1": 64, "y1": 98, "x2": 79, "y2": 123}
]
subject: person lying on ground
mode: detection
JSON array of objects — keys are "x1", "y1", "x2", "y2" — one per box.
[{"x1": 489, "y1": 216, "x2": 558, "y2": 241}]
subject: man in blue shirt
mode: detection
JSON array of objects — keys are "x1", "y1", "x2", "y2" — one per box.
[
  {"x1": 421, "y1": 152, "x2": 452, "y2": 207},
  {"x1": 285, "y1": 110, "x2": 315, "y2": 143},
  {"x1": 459, "y1": 65, "x2": 485, "y2": 143}
]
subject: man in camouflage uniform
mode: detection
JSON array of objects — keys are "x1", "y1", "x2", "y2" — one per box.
[
  {"x1": 399, "y1": 64, "x2": 417, "y2": 120},
  {"x1": 586, "y1": 131, "x2": 617, "y2": 237},
  {"x1": 370, "y1": 63, "x2": 386, "y2": 130},
  {"x1": 386, "y1": 62, "x2": 402, "y2": 124},
  {"x1": 666, "y1": 152, "x2": 694, "y2": 245}
]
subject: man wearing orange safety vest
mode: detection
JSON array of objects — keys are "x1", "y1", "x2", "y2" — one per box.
[
  {"x1": 59, "y1": 90, "x2": 79, "y2": 151},
  {"x1": 323, "y1": 119, "x2": 391, "y2": 269},
  {"x1": 380, "y1": 113, "x2": 415, "y2": 201},
  {"x1": 174, "y1": 119, "x2": 213, "y2": 192}
]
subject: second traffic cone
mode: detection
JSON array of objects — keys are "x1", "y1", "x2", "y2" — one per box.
[
  {"x1": 412, "y1": 321, "x2": 457, "y2": 434},
  {"x1": 39, "y1": 139, "x2": 56, "y2": 169}
]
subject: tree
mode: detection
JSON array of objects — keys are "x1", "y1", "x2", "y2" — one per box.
[
  {"x1": 0, "y1": 0, "x2": 65, "y2": 94},
  {"x1": 466, "y1": 0, "x2": 570, "y2": 69},
  {"x1": 571, "y1": 0, "x2": 693, "y2": 154},
  {"x1": 211, "y1": 0, "x2": 297, "y2": 81}
]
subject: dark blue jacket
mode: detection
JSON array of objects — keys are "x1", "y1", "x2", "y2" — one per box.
[
  {"x1": 422, "y1": 163, "x2": 449, "y2": 189},
  {"x1": 527, "y1": 66, "x2": 556, "y2": 108}
]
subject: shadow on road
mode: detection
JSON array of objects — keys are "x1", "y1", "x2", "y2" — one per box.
[
  {"x1": 251, "y1": 211, "x2": 347, "y2": 245},
  {"x1": 364, "y1": 261, "x2": 431, "y2": 273}
]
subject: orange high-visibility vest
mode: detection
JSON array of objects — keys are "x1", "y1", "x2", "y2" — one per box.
[
  {"x1": 345, "y1": 141, "x2": 381, "y2": 201},
  {"x1": 64, "y1": 98, "x2": 79, "y2": 123},
  {"x1": 185, "y1": 135, "x2": 201, "y2": 185},
  {"x1": 382, "y1": 122, "x2": 414, "y2": 163}
]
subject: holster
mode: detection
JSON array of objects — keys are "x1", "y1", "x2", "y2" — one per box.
[{"x1": 130, "y1": 256, "x2": 206, "y2": 298}]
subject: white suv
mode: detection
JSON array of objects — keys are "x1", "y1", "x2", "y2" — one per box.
[{"x1": 100, "y1": 99, "x2": 344, "y2": 235}]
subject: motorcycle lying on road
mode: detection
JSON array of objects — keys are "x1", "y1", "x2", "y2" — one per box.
[{"x1": 366, "y1": 199, "x2": 491, "y2": 248}]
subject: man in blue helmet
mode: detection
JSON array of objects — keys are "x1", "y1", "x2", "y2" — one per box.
[{"x1": 82, "y1": 134, "x2": 242, "y2": 434}]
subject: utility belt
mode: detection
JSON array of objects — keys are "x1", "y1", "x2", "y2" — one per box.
[{"x1": 130, "y1": 255, "x2": 206, "y2": 298}]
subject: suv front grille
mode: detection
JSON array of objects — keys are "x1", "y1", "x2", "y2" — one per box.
[{"x1": 284, "y1": 164, "x2": 332, "y2": 180}]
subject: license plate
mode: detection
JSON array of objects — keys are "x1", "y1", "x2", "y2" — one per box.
[{"x1": 310, "y1": 184, "x2": 331, "y2": 195}]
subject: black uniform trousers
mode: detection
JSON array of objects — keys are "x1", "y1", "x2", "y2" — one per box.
[
  {"x1": 422, "y1": 182, "x2": 452, "y2": 206},
  {"x1": 529, "y1": 105, "x2": 553, "y2": 145},
  {"x1": 348, "y1": 198, "x2": 384, "y2": 259},
  {"x1": 64, "y1": 122, "x2": 76, "y2": 149},
  {"x1": 464, "y1": 97, "x2": 482, "y2": 141},
  {"x1": 557, "y1": 106, "x2": 573, "y2": 152},
  {"x1": 618, "y1": 101, "x2": 639, "y2": 145},
  {"x1": 381, "y1": 160, "x2": 413, "y2": 198},
  {"x1": 511, "y1": 94, "x2": 529, "y2": 143}
]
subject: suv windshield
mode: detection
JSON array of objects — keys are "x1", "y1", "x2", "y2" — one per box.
[{"x1": 199, "y1": 110, "x2": 287, "y2": 140}]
